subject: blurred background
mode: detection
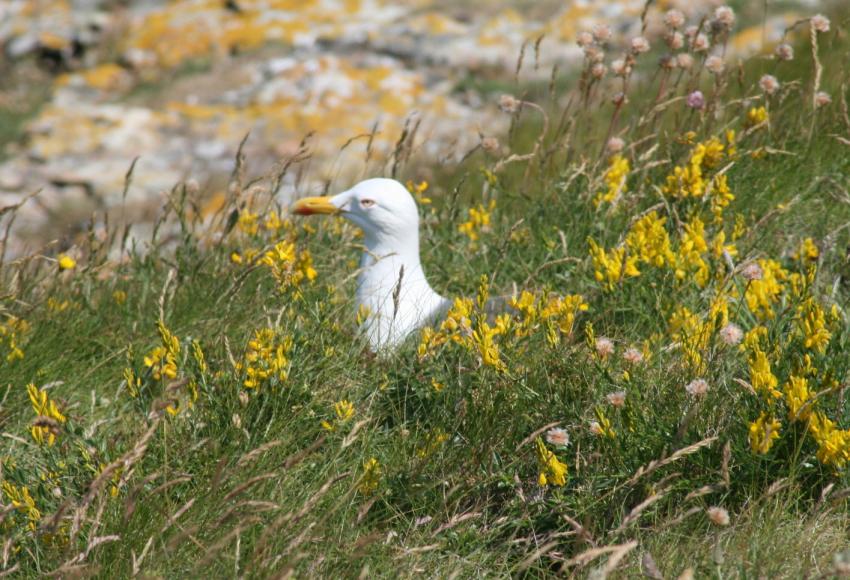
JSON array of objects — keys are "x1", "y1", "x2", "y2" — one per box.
[{"x1": 0, "y1": 0, "x2": 834, "y2": 254}]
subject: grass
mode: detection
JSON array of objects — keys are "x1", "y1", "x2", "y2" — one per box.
[{"x1": 3, "y1": 8, "x2": 850, "y2": 578}]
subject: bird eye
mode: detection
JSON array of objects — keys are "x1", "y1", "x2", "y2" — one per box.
[{"x1": 360, "y1": 199, "x2": 376, "y2": 208}]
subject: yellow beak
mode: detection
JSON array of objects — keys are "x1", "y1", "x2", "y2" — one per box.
[{"x1": 291, "y1": 196, "x2": 339, "y2": 216}]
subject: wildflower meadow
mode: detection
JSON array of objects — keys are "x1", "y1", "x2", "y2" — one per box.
[{"x1": 2, "y1": 2, "x2": 850, "y2": 577}]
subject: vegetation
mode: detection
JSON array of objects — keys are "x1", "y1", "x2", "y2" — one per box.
[{"x1": 2, "y1": 7, "x2": 850, "y2": 578}]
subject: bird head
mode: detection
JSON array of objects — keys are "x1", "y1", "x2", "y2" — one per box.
[{"x1": 291, "y1": 178, "x2": 420, "y2": 249}]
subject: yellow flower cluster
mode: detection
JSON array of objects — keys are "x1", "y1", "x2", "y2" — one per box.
[
  {"x1": 662, "y1": 133, "x2": 735, "y2": 209},
  {"x1": 744, "y1": 259, "x2": 787, "y2": 319},
  {"x1": 591, "y1": 407, "x2": 616, "y2": 439},
  {"x1": 626, "y1": 212, "x2": 675, "y2": 267},
  {"x1": 784, "y1": 374, "x2": 811, "y2": 421},
  {"x1": 509, "y1": 290, "x2": 588, "y2": 343},
  {"x1": 748, "y1": 411, "x2": 781, "y2": 454},
  {"x1": 590, "y1": 210, "x2": 734, "y2": 292},
  {"x1": 260, "y1": 240, "x2": 317, "y2": 294},
  {"x1": 406, "y1": 180, "x2": 432, "y2": 205},
  {"x1": 419, "y1": 278, "x2": 587, "y2": 371},
  {"x1": 418, "y1": 279, "x2": 508, "y2": 371},
  {"x1": 2, "y1": 481, "x2": 41, "y2": 531},
  {"x1": 796, "y1": 298, "x2": 831, "y2": 353},
  {"x1": 27, "y1": 383, "x2": 66, "y2": 446},
  {"x1": 588, "y1": 238, "x2": 640, "y2": 291},
  {"x1": 0, "y1": 316, "x2": 28, "y2": 363},
  {"x1": 416, "y1": 428, "x2": 450, "y2": 459},
  {"x1": 458, "y1": 200, "x2": 495, "y2": 243},
  {"x1": 745, "y1": 106, "x2": 768, "y2": 128},
  {"x1": 358, "y1": 458, "x2": 382, "y2": 495},
  {"x1": 321, "y1": 399, "x2": 355, "y2": 431},
  {"x1": 808, "y1": 413, "x2": 850, "y2": 469},
  {"x1": 594, "y1": 154, "x2": 630, "y2": 207},
  {"x1": 144, "y1": 320, "x2": 180, "y2": 381},
  {"x1": 238, "y1": 327, "x2": 293, "y2": 389},
  {"x1": 535, "y1": 437, "x2": 568, "y2": 487},
  {"x1": 793, "y1": 238, "x2": 819, "y2": 261},
  {"x1": 669, "y1": 306, "x2": 713, "y2": 374},
  {"x1": 748, "y1": 347, "x2": 781, "y2": 400}
]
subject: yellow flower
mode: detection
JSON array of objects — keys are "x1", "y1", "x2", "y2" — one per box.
[
  {"x1": 744, "y1": 259, "x2": 787, "y2": 319},
  {"x1": 334, "y1": 400, "x2": 355, "y2": 422},
  {"x1": 124, "y1": 367, "x2": 141, "y2": 398},
  {"x1": 27, "y1": 383, "x2": 67, "y2": 446},
  {"x1": 458, "y1": 201, "x2": 495, "y2": 243},
  {"x1": 535, "y1": 437, "x2": 568, "y2": 487},
  {"x1": 58, "y1": 253, "x2": 76, "y2": 270},
  {"x1": 591, "y1": 407, "x2": 616, "y2": 438},
  {"x1": 745, "y1": 106, "x2": 768, "y2": 128},
  {"x1": 238, "y1": 210, "x2": 259, "y2": 235},
  {"x1": 112, "y1": 290, "x2": 127, "y2": 305},
  {"x1": 669, "y1": 306, "x2": 712, "y2": 374},
  {"x1": 749, "y1": 346, "x2": 781, "y2": 400},
  {"x1": 539, "y1": 294, "x2": 588, "y2": 337},
  {"x1": 626, "y1": 212, "x2": 675, "y2": 267},
  {"x1": 192, "y1": 340, "x2": 208, "y2": 374},
  {"x1": 793, "y1": 238, "x2": 819, "y2": 261},
  {"x1": 2, "y1": 482, "x2": 41, "y2": 531},
  {"x1": 784, "y1": 374, "x2": 812, "y2": 421},
  {"x1": 588, "y1": 238, "x2": 640, "y2": 291},
  {"x1": 594, "y1": 154, "x2": 630, "y2": 207},
  {"x1": 0, "y1": 316, "x2": 27, "y2": 363},
  {"x1": 417, "y1": 326, "x2": 447, "y2": 360},
  {"x1": 358, "y1": 458, "x2": 382, "y2": 495},
  {"x1": 406, "y1": 180, "x2": 432, "y2": 204},
  {"x1": 472, "y1": 322, "x2": 507, "y2": 372},
  {"x1": 240, "y1": 327, "x2": 293, "y2": 389},
  {"x1": 796, "y1": 298, "x2": 831, "y2": 352},
  {"x1": 748, "y1": 412, "x2": 781, "y2": 454},
  {"x1": 416, "y1": 428, "x2": 450, "y2": 458},
  {"x1": 675, "y1": 217, "x2": 710, "y2": 286},
  {"x1": 260, "y1": 240, "x2": 317, "y2": 292},
  {"x1": 808, "y1": 412, "x2": 850, "y2": 468}
]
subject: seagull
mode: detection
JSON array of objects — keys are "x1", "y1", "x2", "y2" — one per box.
[{"x1": 292, "y1": 178, "x2": 450, "y2": 351}]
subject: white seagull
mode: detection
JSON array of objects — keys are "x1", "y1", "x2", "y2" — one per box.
[{"x1": 292, "y1": 178, "x2": 450, "y2": 351}]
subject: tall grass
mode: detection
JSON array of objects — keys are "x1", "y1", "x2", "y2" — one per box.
[{"x1": 2, "y1": 6, "x2": 850, "y2": 578}]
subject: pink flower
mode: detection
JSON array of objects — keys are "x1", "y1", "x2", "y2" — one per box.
[
  {"x1": 705, "y1": 55, "x2": 725, "y2": 75},
  {"x1": 595, "y1": 337, "x2": 615, "y2": 358},
  {"x1": 687, "y1": 90, "x2": 705, "y2": 109},
  {"x1": 707, "y1": 506, "x2": 730, "y2": 526},
  {"x1": 685, "y1": 379, "x2": 709, "y2": 397},
  {"x1": 631, "y1": 36, "x2": 651, "y2": 54},
  {"x1": 677, "y1": 53, "x2": 694, "y2": 69},
  {"x1": 592, "y1": 24, "x2": 612, "y2": 43},
  {"x1": 811, "y1": 14, "x2": 830, "y2": 33},
  {"x1": 606, "y1": 137, "x2": 625, "y2": 154},
  {"x1": 606, "y1": 391, "x2": 626, "y2": 407},
  {"x1": 691, "y1": 33, "x2": 710, "y2": 52},
  {"x1": 623, "y1": 348, "x2": 644, "y2": 364},
  {"x1": 719, "y1": 323, "x2": 743, "y2": 346},
  {"x1": 774, "y1": 43, "x2": 794, "y2": 61},
  {"x1": 663, "y1": 9, "x2": 685, "y2": 29},
  {"x1": 545, "y1": 427, "x2": 569, "y2": 447},
  {"x1": 713, "y1": 6, "x2": 736, "y2": 30},
  {"x1": 815, "y1": 92, "x2": 832, "y2": 107},
  {"x1": 759, "y1": 74, "x2": 779, "y2": 95},
  {"x1": 742, "y1": 262, "x2": 763, "y2": 281},
  {"x1": 577, "y1": 31, "x2": 594, "y2": 47}
]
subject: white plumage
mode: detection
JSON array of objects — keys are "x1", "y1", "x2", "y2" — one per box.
[{"x1": 292, "y1": 178, "x2": 449, "y2": 351}]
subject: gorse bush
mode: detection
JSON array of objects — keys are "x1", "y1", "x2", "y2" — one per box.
[{"x1": 2, "y1": 5, "x2": 850, "y2": 577}]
